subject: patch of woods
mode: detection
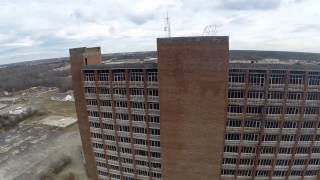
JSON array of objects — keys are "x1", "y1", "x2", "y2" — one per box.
[
  {"x1": 0, "y1": 107, "x2": 46, "y2": 131},
  {"x1": 0, "y1": 60, "x2": 71, "y2": 92}
]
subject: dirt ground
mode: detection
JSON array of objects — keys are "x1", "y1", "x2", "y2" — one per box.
[{"x1": 0, "y1": 87, "x2": 88, "y2": 180}]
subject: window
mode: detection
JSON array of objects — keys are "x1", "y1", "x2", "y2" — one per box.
[
  {"x1": 273, "y1": 171, "x2": 286, "y2": 176},
  {"x1": 307, "y1": 92, "x2": 319, "y2": 100},
  {"x1": 276, "y1": 159, "x2": 289, "y2": 166},
  {"x1": 133, "y1": 127, "x2": 146, "y2": 134},
  {"x1": 293, "y1": 159, "x2": 305, "y2": 165},
  {"x1": 249, "y1": 71, "x2": 265, "y2": 86},
  {"x1": 119, "y1": 126, "x2": 130, "y2": 132},
  {"x1": 104, "y1": 123, "x2": 114, "y2": 130},
  {"x1": 228, "y1": 105, "x2": 243, "y2": 113},
  {"x1": 241, "y1": 146, "x2": 256, "y2": 154},
  {"x1": 267, "y1": 106, "x2": 282, "y2": 114},
  {"x1": 300, "y1": 135, "x2": 312, "y2": 141},
  {"x1": 268, "y1": 91, "x2": 283, "y2": 99},
  {"x1": 134, "y1": 138, "x2": 147, "y2": 145},
  {"x1": 131, "y1": 101, "x2": 144, "y2": 109},
  {"x1": 116, "y1": 113, "x2": 128, "y2": 120},
  {"x1": 88, "y1": 111, "x2": 99, "y2": 117},
  {"x1": 101, "y1": 100, "x2": 112, "y2": 107},
  {"x1": 132, "y1": 114, "x2": 145, "y2": 122},
  {"x1": 113, "y1": 71, "x2": 125, "y2": 81},
  {"x1": 269, "y1": 74, "x2": 285, "y2": 84},
  {"x1": 150, "y1": 128, "x2": 160, "y2": 135},
  {"x1": 286, "y1": 107, "x2": 299, "y2": 114},
  {"x1": 130, "y1": 71, "x2": 144, "y2": 81},
  {"x1": 84, "y1": 72, "x2": 95, "y2": 81},
  {"x1": 289, "y1": 72, "x2": 304, "y2": 84},
  {"x1": 258, "y1": 159, "x2": 272, "y2": 165},
  {"x1": 290, "y1": 171, "x2": 302, "y2": 176},
  {"x1": 228, "y1": 90, "x2": 244, "y2": 98},
  {"x1": 288, "y1": 92, "x2": 303, "y2": 100},
  {"x1": 263, "y1": 135, "x2": 277, "y2": 141},
  {"x1": 148, "y1": 70, "x2": 158, "y2": 82},
  {"x1": 149, "y1": 116, "x2": 160, "y2": 123},
  {"x1": 99, "y1": 71, "x2": 109, "y2": 81},
  {"x1": 151, "y1": 140, "x2": 160, "y2": 147},
  {"x1": 281, "y1": 135, "x2": 294, "y2": 141},
  {"x1": 279, "y1": 147, "x2": 292, "y2": 154},
  {"x1": 85, "y1": 87, "x2": 96, "y2": 94},
  {"x1": 244, "y1": 120, "x2": 260, "y2": 128},
  {"x1": 227, "y1": 119, "x2": 242, "y2": 127},
  {"x1": 223, "y1": 158, "x2": 236, "y2": 164},
  {"x1": 239, "y1": 170, "x2": 252, "y2": 176},
  {"x1": 120, "y1": 136, "x2": 131, "y2": 143},
  {"x1": 221, "y1": 169, "x2": 235, "y2": 175},
  {"x1": 149, "y1": 102, "x2": 159, "y2": 110},
  {"x1": 102, "y1": 112, "x2": 112, "y2": 118},
  {"x1": 225, "y1": 133, "x2": 241, "y2": 140},
  {"x1": 243, "y1": 134, "x2": 258, "y2": 141},
  {"x1": 256, "y1": 170, "x2": 269, "y2": 177},
  {"x1": 283, "y1": 121, "x2": 297, "y2": 128},
  {"x1": 99, "y1": 87, "x2": 110, "y2": 94},
  {"x1": 224, "y1": 146, "x2": 238, "y2": 153},
  {"x1": 130, "y1": 88, "x2": 144, "y2": 96},
  {"x1": 296, "y1": 147, "x2": 309, "y2": 154},
  {"x1": 305, "y1": 107, "x2": 319, "y2": 114},
  {"x1": 308, "y1": 75, "x2": 320, "y2": 85},
  {"x1": 260, "y1": 146, "x2": 275, "y2": 154},
  {"x1": 246, "y1": 106, "x2": 262, "y2": 114},
  {"x1": 248, "y1": 91, "x2": 264, "y2": 99},
  {"x1": 86, "y1": 99, "x2": 97, "y2": 106},
  {"x1": 148, "y1": 88, "x2": 158, "y2": 96},
  {"x1": 115, "y1": 101, "x2": 128, "y2": 108},
  {"x1": 239, "y1": 159, "x2": 253, "y2": 165},
  {"x1": 264, "y1": 120, "x2": 279, "y2": 128},
  {"x1": 229, "y1": 71, "x2": 245, "y2": 83},
  {"x1": 114, "y1": 88, "x2": 126, "y2": 95}
]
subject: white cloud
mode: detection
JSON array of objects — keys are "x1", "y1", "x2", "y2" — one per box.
[{"x1": 0, "y1": 0, "x2": 319, "y2": 64}]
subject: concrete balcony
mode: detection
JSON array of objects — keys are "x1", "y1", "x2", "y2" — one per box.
[
  {"x1": 104, "y1": 140, "x2": 117, "y2": 146},
  {"x1": 99, "y1": 94, "x2": 112, "y2": 100},
  {"x1": 261, "y1": 141, "x2": 277, "y2": 146},
  {"x1": 265, "y1": 114, "x2": 282, "y2": 119},
  {"x1": 228, "y1": 82, "x2": 245, "y2": 89},
  {"x1": 288, "y1": 84, "x2": 304, "y2": 91},
  {"x1": 100, "y1": 106, "x2": 112, "y2": 112},
  {"x1": 132, "y1": 121, "x2": 147, "y2": 128},
  {"x1": 87, "y1": 105, "x2": 98, "y2": 111},
  {"x1": 266, "y1": 99, "x2": 283, "y2": 106},
  {"x1": 274, "y1": 165, "x2": 289, "y2": 171},
  {"x1": 113, "y1": 94, "x2": 127, "y2": 101},
  {"x1": 281, "y1": 128, "x2": 298, "y2": 134},
  {"x1": 85, "y1": 93, "x2": 96, "y2": 99},
  {"x1": 149, "y1": 109, "x2": 160, "y2": 116},
  {"x1": 116, "y1": 119, "x2": 130, "y2": 126},
  {"x1": 97, "y1": 81, "x2": 110, "y2": 87},
  {"x1": 114, "y1": 107, "x2": 128, "y2": 113},
  {"x1": 303, "y1": 114, "x2": 318, "y2": 120},
  {"x1": 130, "y1": 95, "x2": 144, "y2": 102},
  {"x1": 253, "y1": 177, "x2": 269, "y2": 180},
  {"x1": 291, "y1": 165, "x2": 305, "y2": 171},
  {"x1": 129, "y1": 81, "x2": 144, "y2": 88},
  {"x1": 259, "y1": 153, "x2": 275, "y2": 159},
  {"x1": 133, "y1": 133, "x2": 147, "y2": 139},
  {"x1": 247, "y1": 98, "x2": 265, "y2": 105},
  {"x1": 225, "y1": 127, "x2": 242, "y2": 132},
  {"x1": 286, "y1": 100, "x2": 302, "y2": 106},
  {"x1": 131, "y1": 108, "x2": 145, "y2": 115},
  {"x1": 221, "y1": 164, "x2": 236, "y2": 169},
  {"x1": 242, "y1": 140, "x2": 259, "y2": 146},
  {"x1": 256, "y1": 165, "x2": 272, "y2": 170},
  {"x1": 148, "y1": 96, "x2": 159, "y2": 102},
  {"x1": 305, "y1": 100, "x2": 318, "y2": 106},
  {"x1": 264, "y1": 128, "x2": 281, "y2": 134},
  {"x1": 102, "y1": 118, "x2": 113, "y2": 124},
  {"x1": 269, "y1": 84, "x2": 285, "y2": 90},
  {"x1": 310, "y1": 153, "x2": 320, "y2": 158},
  {"x1": 227, "y1": 113, "x2": 242, "y2": 119},
  {"x1": 297, "y1": 141, "x2": 312, "y2": 146},
  {"x1": 294, "y1": 153, "x2": 309, "y2": 158},
  {"x1": 221, "y1": 175, "x2": 235, "y2": 180},
  {"x1": 224, "y1": 140, "x2": 240, "y2": 146},
  {"x1": 83, "y1": 81, "x2": 96, "y2": 87},
  {"x1": 243, "y1": 127, "x2": 260, "y2": 133},
  {"x1": 279, "y1": 141, "x2": 295, "y2": 146},
  {"x1": 147, "y1": 81, "x2": 158, "y2": 88},
  {"x1": 284, "y1": 114, "x2": 300, "y2": 120},
  {"x1": 112, "y1": 81, "x2": 126, "y2": 87},
  {"x1": 228, "y1": 98, "x2": 245, "y2": 105}
]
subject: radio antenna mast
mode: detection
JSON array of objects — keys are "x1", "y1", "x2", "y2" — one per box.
[{"x1": 164, "y1": 11, "x2": 171, "y2": 37}]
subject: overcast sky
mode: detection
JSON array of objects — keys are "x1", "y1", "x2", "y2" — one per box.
[{"x1": 0, "y1": 0, "x2": 319, "y2": 64}]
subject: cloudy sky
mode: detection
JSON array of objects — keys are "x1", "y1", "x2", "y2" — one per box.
[{"x1": 0, "y1": 0, "x2": 319, "y2": 64}]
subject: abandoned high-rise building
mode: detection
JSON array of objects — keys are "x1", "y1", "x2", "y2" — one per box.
[{"x1": 70, "y1": 36, "x2": 320, "y2": 180}]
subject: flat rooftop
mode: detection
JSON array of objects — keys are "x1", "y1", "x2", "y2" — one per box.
[{"x1": 82, "y1": 57, "x2": 320, "y2": 71}]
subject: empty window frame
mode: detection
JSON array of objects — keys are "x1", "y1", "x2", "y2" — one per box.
[
  {"x1": 84, "y1": 72, "x2": 95, "y2": 81},
  {"x1": 279, "y1": 147, "x2": 292, "y2": 154},
  {"x1": 113, "y1": 71, "x2": 125, "y2": 81},
  {"x1": 221, "y1": 169, "x2": 235, "y2": 175},
  {"x1": 243, "y1": 133, "x2": 258, "y2": 141},
  {"x1": 148, "y1": 102, "x2": 159, "y2": 110},
  {"x1": 101, "y1": 100, "x2": 112, "y2": 107},
  {"x1": 130, "y1": 70, "x2": 144, "y2": 81},
  {"x1": 133, "y1": 127, "x2": 146, "y2": 134},
  {"x1": 242, "y1": 146, "x2": 256, "y2": 154},
  {"x1": 225, "y1": 133, "x2": 241, "y2": 141},
  {"x1": 260, "y1": 147, "x2": 275, "y2": 154},
  {"x1": 290, "y1": 171, "x2": 303, "y2": 176},
  {"x1": 267, "y1": 106, "x2": 282, "y2": 114},
  {"x1": 302, "y1": 121, "x2": 316, "y2": 128},
  {"x1": 289, "y1": 72, "x2": 304, "y2": 85},
  {"x1": 269, "y1": 74, "x2": 285, "y2": 84},
  {"x1": 256, "y1": 170, "x2": 269, "y2": 177},
  {"x1": 131, "y1": 101, "x2": 144, "y2": 109},
  {"x1": 249, "y1": 72, "x2": 265, "y2": 86},
  {"x1": 87, "y1": 99, "x2": 97, "y2": 106},
  {"x1": 293, "y1": 159, "x2": 305, "y2": 165},
  {"x1": 305, "y1": 170, "x2": 318, "y2": 176},
  {"x1": 296, "y1": 147, "x2": 309, "y2": 154},
  {"x1": 307, "y1": 92, "x2": 319, "y2": 100},
  {"x1": 119, "y1": 126, "x2": 130, "y2": 132},
  {"x1": 114, "y1": 88, "x2": 126, "y2": 95},
  {"x1": 286, "y1": 107, "x2": 299, "y2": 114},
  {"x1": 130, "y1": 88, "x2": 144, "y2": 96},
  {"x1": 98, "y1": 71, "x2": 109, "y2": 81},
  {"x1": 102, "y1": 112, "x2": 112, "y2": 118},
  {"x1": 273, "y1": 171, "x2": 286, "y2": 176},
  {"x1": 148, "y1": 89, "x2": 158, "y2": 96},
  {"x1": 99, "y1": 87, "x2": 110, "y2": 94},
  {"x1": 264, "y1": 120, "x2": 279, "y2": 128},
  {"x1": 309, "y1": 159, "x2": 320, "y2": 165},
  {"x1": 258, "y1": 159, "x2": 272, "y2": 165},
  {"x1": 150, "y1": 128, "x2": 160, "y2": 135},
  {"x1": 305, "y1": 107, "x2": 319, "y2": 114},
  {"x1": 263, "y1": 135, "x2": 277, "y2": 142},
  {"x1": 228, "y1": 90, "x2": 244, "y2": 98},
  {"x1": 308, "y1": 75, "x2": 320, "y2": 86},
  {"x1": 268, "y1": 91, "x2": 284, "y2": 99},
  {"x1": 115, "y1": 101, "x2": 128, "y2": 108},
  {"x1": 228, "y1": 105, "x2": 243, "y2": 113},
  {"x1": 85, "y1": 87, "x2": 96, "y2": 94},
  {"x1": 239, "y1": 170, "x2": 252, "y2": 176},
  {"x1": 224, "y1": 146, "x2": 238, "y2": 153},
  {"x1": 223, "y1": 158, "x2": 236, "y2": 164},
  {"x1": 288, "y1": 92, "x2": 303, "y2": 100},
  {"x1": 148, "y1": 70, "x2": 158, "y2": 82},
  {"x1": 88, "y1": 111, "x2": 99, "y2": 117},
  {"x1": 149, "y1": 116, "x2": 160, "y2": 123},
  {"x1": 229, "y1": 71, "x2": 246, "y2": 83},
  {"x1": 281, "y1": 135, "x2": 295, "y2": 141},
  {"x1": 244, "y1": 120, "x2": 260, "y2": 128},
  {"x1": 227, "y1": 119, "x2": 242, "y2": 127},
  {"x1": 132, "y1": 114, "x2": 145, "y2": 122},
  {"x1": 116, "y1": 113, "x2": 129, "y2": 120},
  {"x1": 247, "y1": 106, "x2": 262, "y2": 114},
  {"x1": 248, "y1": 91, "x2": 264, "y2": 99},
  {"x1": 300, "y1": 135, "x2": 312, "y2": 141},
  {"x1": 283, "y1": 121, "x2": 297, "y2": 128},
  {"x1": 239, "y1": 159, "x2": 254, "y2": 165},
  {"x1": 276, "y1": 159, "x2": 289, "y2": 166}
]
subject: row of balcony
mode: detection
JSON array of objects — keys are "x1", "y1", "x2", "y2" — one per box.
[
  {"x1": 85, "y1": 93, "x2": 159, "y2": 102},
  {"x1": 228, "y1": 113, "x2": 318, "y2": 120},
  {"x1": 229, "y1": 83, "x2": 320, "y2": 90},
  {"x1": 221, "y1": 164, "x2": 318, "y2": 171},
  {"x1": 228, "y1": 98, "x2": 319, "y2": 106},
  {"x1": 224, "y1": 140, "x2": 318, "y2": 147},
  {"x1": 84, "y1": 81, "x2": 158, "y2": 88},
  {"x1": 223, "y1": 152, "x2": 320, "y2": 159}
]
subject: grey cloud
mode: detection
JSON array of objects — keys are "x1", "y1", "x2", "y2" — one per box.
[
  {"x1": 126, "y1": 12, "x2": 156, "y2": 25},
  {"x1": 219, "y1": 0, "x2": 281, "y2": 10},
  {"x1": 292, "y1": 24, "x2": 320, "y2": 33}
]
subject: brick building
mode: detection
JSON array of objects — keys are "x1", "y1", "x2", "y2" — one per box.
[{"x1": 70, "y1": 36, "x2": 320, "y2": 180}]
